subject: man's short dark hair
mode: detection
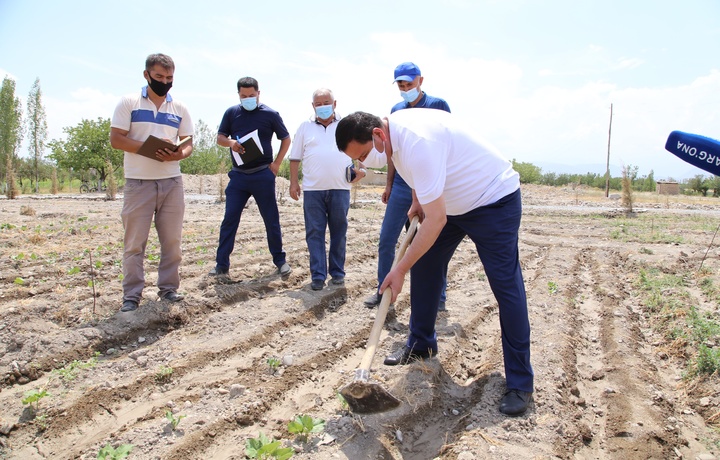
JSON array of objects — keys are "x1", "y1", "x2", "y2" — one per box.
[
  {"x1": 335, "y1": 112, "x2": 383, "y2": 152},
  {"x1": 145, "y1": 53, "x2": 175, "y2": 72},
  {"x1": 237, "y1": 77, "x2": 259, "y2": 91}
]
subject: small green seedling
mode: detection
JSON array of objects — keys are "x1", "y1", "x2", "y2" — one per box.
[
  {"x1": 14, "y1": 277, "x2": 25, "y2": 285},
  {"x1": 245, "y1": 432, "x2": 294, "y2": 460},
  {"x1": 68, "y1": 266, "x2": 81, "y2": 275},
  {"x1": 155, "y1": 365, "x2": 173, "y2": 383},
  {"x1": 336, "y1": 392, "x2": 348, "y2": 410},
  {"x1": 53, "y1": 352, "x2": 100, "y2": 382},
  {"x1": 548, "y1": 281, "x2": 558, "y2": 295},
  {"x1": 22, "y1": 388, "x2": 49, "y2": 413},
  {"x1": 97, "y1": 443, "x2": 133, "y2": 460},
  {"x1": 287, "y1": 414, "x2": 325, "y2": 443},
  {"x1": 165, "y1": 410, "x2": 186, "y2": 431},
  {"x1": 267, "y1": 357, "x2": 281, "y2": 373},
  {"x1": 35, "y1": 414, "x2": 50, "y2": 431}
]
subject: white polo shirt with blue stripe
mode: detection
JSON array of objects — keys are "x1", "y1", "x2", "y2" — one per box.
[{"x1": 111, "y1": 86, "x2": 194, "y2": 180}]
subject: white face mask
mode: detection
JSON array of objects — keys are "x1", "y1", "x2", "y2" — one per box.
[
  {"x1": 400, "y1": 87, "x2": 420, "y2": 103},
  {"x1": 240, "y1": 96, "x2": 258, "y2": 111},
  {"x1": 362, "y1": 134, "x2": 387, "y2": 169},
  {"x1": 370, "y1": 134, "x2": 385, "y2": 156}
]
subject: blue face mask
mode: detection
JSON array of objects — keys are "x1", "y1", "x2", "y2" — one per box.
[
  {"x1": 400, "y1": 87, "x2": 420, "y2": 103},
  {"x1": 315, "y1": 104, "x2": 334, "y2": 120},
  {"x1": 241, "y1": 97, "x2": 258, "y2": 111}
]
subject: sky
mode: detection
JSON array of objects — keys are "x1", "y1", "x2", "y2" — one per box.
[{"x1": 1, "y1": 0, "x2": 718, "y2": 180}]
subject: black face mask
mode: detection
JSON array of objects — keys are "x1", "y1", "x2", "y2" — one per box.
[{"x1": 147, "y1": 74, "x2": 173, "y2": 97}]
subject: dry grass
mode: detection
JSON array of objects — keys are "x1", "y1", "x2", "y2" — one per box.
[{"x1": 20, "y1": 205, "x2": 36, "y2": 216}]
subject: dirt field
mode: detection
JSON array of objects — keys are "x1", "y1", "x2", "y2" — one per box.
[{"x1": 1, "y1": 177, "x2": 719, "y2": 459}]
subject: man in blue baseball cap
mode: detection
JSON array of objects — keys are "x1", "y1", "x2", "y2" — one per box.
[{"x1": 364, "y1": 62, "x2": 451, "y2": 313}]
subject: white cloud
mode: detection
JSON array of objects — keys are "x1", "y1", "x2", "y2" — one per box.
[{"x1": 44, "y1": 88, "x2": 119, "y2": 141}]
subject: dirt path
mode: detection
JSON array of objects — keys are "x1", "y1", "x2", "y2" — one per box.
[{"x1": 0, "y1": 180, "x2": 719, "y2": 459}]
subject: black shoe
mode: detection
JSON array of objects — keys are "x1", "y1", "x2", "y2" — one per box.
[
  {"x1": 209, "y1": 266, "x2": 229, "y2": 276},
  {"x1": 383, "y1": 345, "x2": 435, "y2": 366},
  {"x1": 364, "y1": 291, "x2": 381, "y2": 307},
  {"x1": 120, "y1": 300, "x2": 138, "y2": 312},
  {"x1": 330, "y1": 277, "x2": 345, "y2": 286},
  {"x1": 311, "y1": 280, "x2": 324, "y2": 291},
  {"x1": 161, "y1": 291, "x2": 185, "y2": 302},
  {"x1": 438, "y1": 301, "x2": 447, "y2": 312},
  {"x1": 499, "y1": 389, "x2": 532, "y2": 416}
]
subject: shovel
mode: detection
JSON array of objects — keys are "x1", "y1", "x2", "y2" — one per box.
[{"x1": 340, "y1": 215, "x2": 419, "y2": 414}]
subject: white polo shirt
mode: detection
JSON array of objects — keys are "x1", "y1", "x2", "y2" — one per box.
[
  {"x1": 387, "y1": 109, "x2": 519, "y2": 216},
  {"x1": 289, "y1": 115, "x2": 353, "y2": 191},
  {"x1": 111, "y1": 86, "x2": 194, "y2": 180}
]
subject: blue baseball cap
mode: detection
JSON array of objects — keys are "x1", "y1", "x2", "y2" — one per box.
[{"x1": 393, "y1": 62, "x2": 421, "y2": 82}]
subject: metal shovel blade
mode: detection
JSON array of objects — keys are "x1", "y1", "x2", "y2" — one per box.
[{"x1": 340, "y1": 378, "x2": 401, "y2": 414}]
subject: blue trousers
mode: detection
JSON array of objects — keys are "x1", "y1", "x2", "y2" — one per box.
[
  {"x1": 215, "y1": 168, "x2": 286, "y2": 269},
  {"x1": 408, "y1": 189, "x2": 533, "y2": 392},
  {"x1": 378, "y1": 174, "x2": 447, "y2": 302},
  {"x1": 303, "y1": 190, "x2": 350, "y2": 281}
]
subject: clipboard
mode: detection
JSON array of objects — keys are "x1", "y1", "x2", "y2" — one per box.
[
  {"x1": 136, "y1": 135, "x2": 190, "y2": 162},
  {"x1": 233, "y1": 130, "x2": 265, "y2": 166}
]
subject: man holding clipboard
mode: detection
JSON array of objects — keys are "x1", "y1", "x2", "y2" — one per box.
[
  {"x1": 110, "y1": 53, "x2": 194, "y2": 313},
  {"x1": 210, "y1": 77, "x2": 292, "y2": 279}
]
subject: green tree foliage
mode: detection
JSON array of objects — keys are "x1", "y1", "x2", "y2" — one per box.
[
  {"x1": 14, "y1": 156, "x2": 54, "y2": 192},
  {"x1": 637, "y1": 169, "x2": 657, "y2": 192},
  {"x1": 49, "y1": 117, "x2": 123, "y2": 184},
  {"x1": 511, "y1": 159, "x2": 542, "y2": 184},
  {"x1": 708, "y1": 175, "x2": 720, "y2": 197},
  {"x1": 27, "y1": 77, "x2": 48, "y2": 193},
  {"x1": 179, "y1": 119, "x2": 230, "y2": 175},
  {"x1": 0, "y1": 76, "x2": 24, "y2": 187},
  {"x1": 687, "y1": 174, "x2": 710, "y2": 196}
]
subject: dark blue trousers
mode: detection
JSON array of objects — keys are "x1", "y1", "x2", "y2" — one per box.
[
  {"x1": 408, "y1": 189, "x2": 533, "y2": 392},
  {"x1": 215, "y1": 168, "x2": 286, "y2": 270}
]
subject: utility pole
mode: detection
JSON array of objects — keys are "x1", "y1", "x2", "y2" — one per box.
[{"x1": 605, "y1": 103, "x2": 613, "y2": 197}]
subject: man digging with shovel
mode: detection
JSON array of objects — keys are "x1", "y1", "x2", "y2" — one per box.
[{"x1": 336, "y1": 109, "x2": 534, "y2": 417}]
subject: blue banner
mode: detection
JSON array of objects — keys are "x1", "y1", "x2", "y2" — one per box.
[{"x1": 665, "y1": 131, "x2": 720, "y2": 176}]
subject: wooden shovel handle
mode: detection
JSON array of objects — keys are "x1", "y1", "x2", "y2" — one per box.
[{"x1": 357, "y1": 215, "x2": 419, "y2": 372}]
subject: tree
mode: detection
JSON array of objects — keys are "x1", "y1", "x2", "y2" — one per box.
[
  {"x1": 178, "y1": 119, "x2": 230, "y2": 175},
  {"x1": 49, "y1": 117, "x2": 123, "y2": 184},
  {"x1": 621, "y1": 165, "x2": 634, "y2": 213},
  {"x1": 511, "y1": 159, "x2": 542, "y2": 184},
  {"x1": 27, "y1": 77, "x2": 48, "y2": 193},
  {"x1": 687, "y1": 174, "x2": 710, "y2": 196},
  {"x1": 0, "y1": 76, "x2": 24, "y2": 190},
  {"x1": 5, "y1": 156, "x2": 19, "y2": 199},
  {"x1": 640, "y1": 170, "x2": 656, "y2": 192},
  {"x1": 708, "y1": 175, "x2": 720, "y2": 197}
]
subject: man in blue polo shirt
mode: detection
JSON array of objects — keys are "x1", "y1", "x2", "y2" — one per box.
[
  {"x1": 365, "y1": 62, "x2": 451, "y2": 312},
  {"x1": 288, "y1": 88, "x2": 366, "y2": 291},
  {"x1": 110, "y1": 53, "x2": 194, "y2": 313},
  {"x1": 210, "y1": 77, "x2": 292, "y2": 279}
]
